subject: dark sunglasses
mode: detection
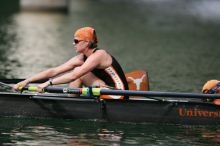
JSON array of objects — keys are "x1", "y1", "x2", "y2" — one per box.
[{"x1": 74, "y1": 39, "x2": 83, "y2": 44}]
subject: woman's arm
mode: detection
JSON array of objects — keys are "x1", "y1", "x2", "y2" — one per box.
[
  {"x1": 45, "y1": 51, "x2": 103, "y2": 85},
  {"x1": 13, "y1": 55, "x2": 84, "y2": 90}
]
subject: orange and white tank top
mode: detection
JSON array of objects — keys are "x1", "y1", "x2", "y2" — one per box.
[{"x1": 84, "y1": 49, "x2": 129, "y2": 99}]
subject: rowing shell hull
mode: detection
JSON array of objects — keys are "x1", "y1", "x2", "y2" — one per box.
[{"x1": 0, "y1": 92, "x2": 220, "y2": 125}]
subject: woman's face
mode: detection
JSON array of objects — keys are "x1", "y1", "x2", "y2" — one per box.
[{"x1": 73, "y1": 39, "x2": 89, "y2": 53}]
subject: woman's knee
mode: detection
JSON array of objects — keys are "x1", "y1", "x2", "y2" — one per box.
[{"x1": 80, "y1": 73, "x2": 106, "y2": 87}]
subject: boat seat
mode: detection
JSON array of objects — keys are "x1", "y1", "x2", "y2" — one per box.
[{"x1": 126, "y1": 70, "x2": 149, "y2": 91}]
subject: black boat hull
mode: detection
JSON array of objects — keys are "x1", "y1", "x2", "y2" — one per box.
[{"x1": 0, "y1": 92, "x2": 220, "y2": 125}]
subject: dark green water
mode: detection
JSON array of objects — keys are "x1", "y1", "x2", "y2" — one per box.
[
  {"x1": 1, "y1": 117, "x2": 220, "y2": 146},
  {"x1": 0, "y1": 0, "x2": 220, "y2": 145}
]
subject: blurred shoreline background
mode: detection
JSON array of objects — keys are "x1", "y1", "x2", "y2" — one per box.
[{"x1": 0, "y1": 0, "x2": 220, "y2": 92}]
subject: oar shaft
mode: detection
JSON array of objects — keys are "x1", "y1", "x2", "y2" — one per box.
[
  {"x1": 22, "y1": 86, "x2": 81, "y2": 94},
  {"x1": 45, "y1": 86, "x2": 81, "y2": 94},
  {"x1": 100, "y1": 89, "x2": 220, "y2": 98},
  {"x1": 21, "y1": 86, "x2": 220, "y2": 99}
]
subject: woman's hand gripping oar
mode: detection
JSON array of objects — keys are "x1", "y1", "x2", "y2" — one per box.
[
  {"x1": 13, "y1": 79, "x2": 30, "y2": 92},
  {"x1": 13, "y1": 79, "x2": 50, "y2": 93}
]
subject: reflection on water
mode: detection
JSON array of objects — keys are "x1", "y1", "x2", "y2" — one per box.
[
  {"x1": 1, "y1": 117, "x2": 220, "y2": 146},
  {"x1": 0, "y1": 118, "x2": 124, "y2": 146},
  {"x1": 3, "y1": 12, "x2": 74, "y2": 78},
  {"x1": 5, "y1": 126, "x2": 73, "y2": 145}
]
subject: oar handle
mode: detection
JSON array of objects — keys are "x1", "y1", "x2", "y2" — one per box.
[
  {"x1": 20, "y1": 86, "x2": 99, "y2": 97},
  {"x1": 20, "y1": 86, "x2": 82, "y2": 94},
  {"x1": 19, "y1": 86, "x2": 38, "y2": 92}
]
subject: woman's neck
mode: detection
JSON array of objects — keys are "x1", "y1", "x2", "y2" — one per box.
[{"x1": 84, "y1": 48, "x2": 95, "y2": 57}]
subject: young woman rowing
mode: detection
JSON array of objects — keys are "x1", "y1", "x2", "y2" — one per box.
[{"x1": 14, "y1": 27, "x2": 129, "y2": 99}]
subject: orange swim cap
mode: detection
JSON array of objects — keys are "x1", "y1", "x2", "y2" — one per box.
[
  {"x1": 74, "y1": 27, "x2": 98, "y2": 43},
  {"x1": 202, "y1": 80, "x2": 220, "y2": 94}
]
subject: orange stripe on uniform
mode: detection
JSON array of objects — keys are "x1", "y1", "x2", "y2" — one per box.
[{"x1": 103, "y1": 66, "x2": 125, "y2": 99}]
